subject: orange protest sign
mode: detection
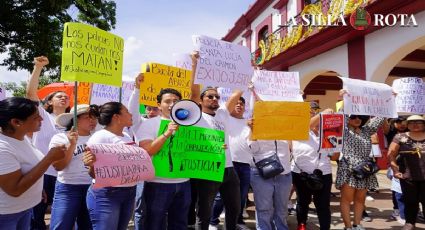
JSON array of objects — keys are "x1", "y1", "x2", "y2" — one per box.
[
  {"x1": 77, "y1": 82, "x2": 92, "y2": 104},
  {"x1": 252, "y1": 101, "x2": 310, "y2": 140}
]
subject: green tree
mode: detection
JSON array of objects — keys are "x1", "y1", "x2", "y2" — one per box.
[{"x1": 0, "y1": 0, "x2": 117, "y2": 82}]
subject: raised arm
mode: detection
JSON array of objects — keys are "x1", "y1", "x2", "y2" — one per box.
[
  {"x1": 26, "y1": 56, "x2": 49, "y2": 101},
  {"x1": 190, "y1": 51, "x2": 201, "y2": 103},
  {"x1": 225, "y1": 89, "x2": 243, "y2": 113},
  {"x1": 128, "y1": 73, "x2": 143, "y2": 129}
]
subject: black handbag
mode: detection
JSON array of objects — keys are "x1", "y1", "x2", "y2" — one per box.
[
  {"x1": 254, "y1": 141, "x2": 284, "y2": 179},
  {"x1": 344, "y1": 157, "x2": 379, "y2": 179}
]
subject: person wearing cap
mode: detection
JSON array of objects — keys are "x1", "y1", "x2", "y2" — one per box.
[
  {"x1": 190, "y1": 51, "x2": 242, "y2": 230},
  {"x1": 291, "y1": 105, "x2": 334, "y2": 230},
  {"x1": 48, "y1": 104, "x2": 98, "y2": 230},
  {"x1": 389, "y1": 114, "x2": 425, "y2": 230}
]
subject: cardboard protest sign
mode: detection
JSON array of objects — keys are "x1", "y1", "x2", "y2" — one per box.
[
  {"x1": 153, "y1": 120, "x2": 225, "y2": 182},
  {"x1": 392, "y1": 77, "x2": 425, "y2": 114},
  {"x1": 61, "y1": 22, "x2": 124, "y2": 87},
  {"x1": 0, "y1": 86, "x2": 6, "y2": 100},
  {"x1": 318, "y1": 113, "x2": 344, "y2": 153},
  {"x1": 341, "y1": 77, "x2": 397, "y2": 118},
  {"x1": 77, "y1": 82, "x2": 92, "y2": 104},
  {"x1": 192, "y1": 35, "x2": 253, "y2": 90},
  {"x1": 251, "y1": 70, "x2": 303, "y2": 101},
  {"x1": 88, "y1": 144, "x2": 155, "y2": 188},
  {"x1": 252, "y1": 101, "x2": 310, "y2": 140},
  {"x1": 217, "y1": 87, "x2": 253, "y2": 118},
  {"x1": 173, "y1": 53, "x2": 193, "y2": 71},
  {"x1": 140, "y1": 63, "x2": 192, "y2": 106},
  {"x1": 90, "y1": 81, "x2": 133, "y2": 105}
]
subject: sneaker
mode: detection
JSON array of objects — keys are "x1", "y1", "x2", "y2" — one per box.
[
  {"x1": 297, "y1": 223, "x2": 306, "y2": 230},
  {"x1": 288, "y1": 208, "x2": 296, "y2": 216},
  {"x1": 391, "y1": 209, "x2": 400, "y2": 220},
  {"x1": 362, "y1": 212, "x2": 372, "y2": 222},
  {"x1": 352, "y1": 224, "x2": 365, "y2": 230},
  {"x1": 236, "y1": 224, "x2": 250, "y2": 230},
  {"x1": 219, "y1": 211, "x2": 225, "y2": 218},
  {"x1": 398, "y1": 218, "x2": 406, "y2": 225},
  {"x1": 242, "y1": 209, "x2": 249, "y2": 219},
  {"x1": 209, "y1": 224, "x2": 218, "y2": 230},
  {"x1": 365, "y1": 195, "x2": 374, "y2": 201}
]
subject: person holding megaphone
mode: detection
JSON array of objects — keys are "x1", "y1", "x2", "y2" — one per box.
[{"x1": 134, "y1": 73, "x2": 194, "y2": 230}]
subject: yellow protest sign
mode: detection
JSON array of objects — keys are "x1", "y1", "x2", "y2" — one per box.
[
  {"x1": 61, "y1": 22, "x2": 124, "y2": 87},
  {"x1": 336, "y1": 100, "x2": 344, "y2": 112},
  {"x1": 140, "y1": 63, "x2": 192, "y2": 106},
  {"x1": 252, "y1": 101, "x2": 310, "y2": 140}
]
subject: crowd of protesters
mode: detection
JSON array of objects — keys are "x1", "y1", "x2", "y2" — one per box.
[{"x1": 0, "y1": 54, "x2": 424, "y2": 230}]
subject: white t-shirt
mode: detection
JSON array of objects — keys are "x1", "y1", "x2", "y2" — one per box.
[
  {"x1": 0, "y1": 134, "x2": 44, "y2": 214},
  {"x1": 227, "y1": 117, "x2": 252, "y2": 164},
  {"x1": 249, "y1": 140, "x2": 291, "y2": 175},
  {"x1": 32, "y1": 105, "x2": 62, "y2": 176},
  {"x1": 291, "y1": 131, "x2": 332, "y2": 175},
  {"x1": 136, "y1": 116, "x2": 189, "y2": 184},
  {"x1": 195, "y1": 107, "x2": 233, "y2": 168},
  {"x1": 87, "y1": 129, "x2": 137, "y2": 187},
  {"x1": 49, "y1": 133, "x2": 92, "y2": 184}
]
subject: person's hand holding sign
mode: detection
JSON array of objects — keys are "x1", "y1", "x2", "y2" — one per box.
[
  {"x1": 163, "y1": 122, "x2": 179, "y2": 138},
  {"x1": 83, "y1": 147, "x2": 96, "y2": 178},
  {"x1": 134, "y1": 73, "x2": 144, "y2": 89}
]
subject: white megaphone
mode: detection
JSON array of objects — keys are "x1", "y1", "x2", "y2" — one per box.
[{"x1": 170, "y1": 99, "x2": 202, "y2": 126}]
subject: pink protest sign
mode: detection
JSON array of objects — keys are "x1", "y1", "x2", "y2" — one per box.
[{"x1": 88, "y1": 144, "x2": 155, "y2": 188}]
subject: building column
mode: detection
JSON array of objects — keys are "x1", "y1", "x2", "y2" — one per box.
[{"x1": 347, "y1": 37, "x2": 366, "y2": 80}]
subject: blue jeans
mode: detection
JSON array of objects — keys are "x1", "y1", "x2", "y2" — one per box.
[
  {"x1": 134, "y1": 182, "x2": 145, "y2": 230},
  {"x1": 250, "y1": 168, "x2": 292, "y2": 230},
  {"x1": 144, "y1": 181, "x2": 191, "y2": 230},
  {"x1": 210, "y1": 162, "x2": 251, "y2": 225},
  {"x1": 395, "y1": 191, "x2": 405, "y2": 219},
  {"x1": 86, "y1": 185, "x2": 136, "y2": 230},
  {"x1": 0, "y1": 209, "x2": 32, "y2": 230},
  {"x1": 50, "y1": 182, "x2": 91, "y2": 230},
  {"x1": 31, "y1": 174, "x2": 56, "y2": 230}
]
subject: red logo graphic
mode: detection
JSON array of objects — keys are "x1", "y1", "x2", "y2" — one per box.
[{"x1": 350, "y1": 7, "x2": 371, "y2": 30}]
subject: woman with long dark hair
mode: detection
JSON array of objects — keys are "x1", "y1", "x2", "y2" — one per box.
[
  {"x1": 0, "y1": 97, "x2": 65, "y2": 229},
  {"x1": 26, "y1": 56, "x2": 71, "y2": 229},
  {"x1": 83, "y1": 102, "x2": 137, "y2": 230}
]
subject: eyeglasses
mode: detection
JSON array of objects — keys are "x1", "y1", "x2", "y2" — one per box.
[
  {"x1": 349, "y1": 115, "x2": 369, "y2": 120},
  {"x1": 146, "y1": 107, "x2": 159, "y2": 111},
  {"x1": 206, "y1": 95, "x2": 220, "y2": 100}
]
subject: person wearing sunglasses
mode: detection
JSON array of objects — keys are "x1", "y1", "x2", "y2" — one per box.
[
  {"x1": 336, "y1": 90, "x2": 386, "y2": 230},
  {"x1": 388, "y1": 115, "x2": 425, "y2": 230},
  {"x1": 189, "y1": 51, "x2": 243, "y2": 230}
]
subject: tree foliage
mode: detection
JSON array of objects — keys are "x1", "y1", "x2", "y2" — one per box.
[{"x1": 0, "y1": 0, "x2": 117, "y2": 82}]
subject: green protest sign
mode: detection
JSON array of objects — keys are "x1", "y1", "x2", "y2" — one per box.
[
  {"x1": 153, "y1": 120, "x2": 225, "y2": 182},
  {"x1": 61, "y1": 22, "x2": 124, "y2": 87}
]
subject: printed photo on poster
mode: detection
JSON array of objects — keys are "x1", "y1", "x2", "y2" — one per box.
[{"x1": 319, "y1": 113, "x2": 344, "y2": 153}]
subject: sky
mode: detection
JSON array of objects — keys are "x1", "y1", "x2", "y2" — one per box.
[{"x1": 0, "y1": 0, "x2": 254, "y2": 88}]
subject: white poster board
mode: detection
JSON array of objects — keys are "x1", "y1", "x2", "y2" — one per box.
[
  {"x1": 217, "y1": 87, "x2": 253, "y2": 118},
  {"x1": 192, "y1": 35, "x2": 253, "y2": 90},
  {"x1": 0, "y1": 87, "x2": 5, "y2": 100},
  {"x1": 341, "y1": 77, "x2": 397, "y2": 118},
  {"x1": 392, "y1": 77, "x2": 425, "y2": 114},
  {"x1": 90, "y1": 81, "x2": 134, "y2": 106},
  {"x1": 251, "y1": 70, "x2": 303, "y2": 101},
  {"x1": 173, "y1": 53, "x2": 193, "y2": 71}
]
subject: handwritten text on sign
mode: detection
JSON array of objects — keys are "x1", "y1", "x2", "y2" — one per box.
[
  {"x1": 253, "y1": 101, "x2": 310, "y2": 140},
  {"x1": 392, "y1": 77, "x2": 425, "y2": 114},
  {"x1": 89, "y1": 144, "x2": 154, "y2": 188},
  {"x1": 217, "y1": 87, "x2": 253, "y2": 118},
  {"x1": 319, "y1": 113, "x2": 344, "y2": 153},
  {"x1": 173, "y1": 53, "x2": 192, "y2": 71},
  {"x1": 251, "y1": 70, "x2": 303, "y2": 101},
  {"x1": 153, "y1": 120, "x2": 225, "y2": 182},
  {"x1": 341, "y1": 77, "x2": 397, "y2": 118},
  {"x1": 61, "y1": 22, "x2": 124, "y2": 87},
  {"x1": 140, "y1": 63, "x2": 192, "y2": 107},
  {"x1": 90, "y1": 81, "x2": 134, "y2": 106},
  {"x1": 192, "y1": 35, "x2": 253, "y2": 90}
]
